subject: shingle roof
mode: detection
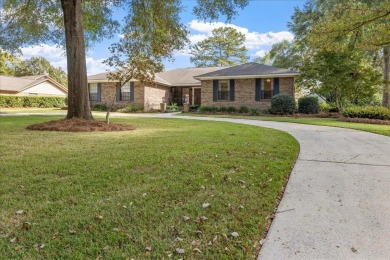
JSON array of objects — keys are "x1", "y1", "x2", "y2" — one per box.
[
  {"x1": 194, "y1": 62, "x2": 299, "y2": 79},
  {"x1": 156, "y1": 67, "x2": 228, "y2": 86},
  {"x1": 0, "y1": 75, "x2": 67, "y2": 93},
  {"x1": 87, "y1": 71, "x2": 171, "y2": 86}
]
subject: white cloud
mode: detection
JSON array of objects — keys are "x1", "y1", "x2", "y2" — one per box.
[
  {"x1": 188, "y1": 20, "x2": 294, "y2": 50},
  {"x1": 20, "y1": 44, "x2": 110, "y2": 76},
  {"x1": 254, "y1": 50, "x2": 267, "y2": 57}
]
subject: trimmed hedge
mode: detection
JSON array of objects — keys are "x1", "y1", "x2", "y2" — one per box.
[
  {"x1": 342, "y1": 106, "x2": 390, "y2": 120},
  {"x1": 0, "y1": 96, "x2": 66, "y2": 108},
  {"x1": 270, "y1": 94, "x2": 296, "y2": 115},
  {"x1": 298, "y1": 96, "x2": 319, "y2": 114}
]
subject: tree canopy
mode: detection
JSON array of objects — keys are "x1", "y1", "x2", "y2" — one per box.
[
  {"x1": 190, "y1": 27, "x2": 248, "y2": 67},
  {"x1": 0, "y1": 51, "x2": 68, "y2": 86},
  {"x1": 0, "y1": 0, "x2": 249, "y2": 119}
]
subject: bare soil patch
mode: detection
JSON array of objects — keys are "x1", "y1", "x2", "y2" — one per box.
[{"x1": 26, "y1": 118, "x2": 135, "y2": 132}]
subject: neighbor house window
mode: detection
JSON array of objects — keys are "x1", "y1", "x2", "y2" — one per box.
[
  {"x1": 120, "y1": 82, "x2": 133, "y2": 101},
  {"x1": 218, "y1": 80, "x2": 230, "y2": 101},
  {"x1": 262, "y1": 79, "x2": 273, "y2": 99},
  {"x1": 89, "y1": 83, "x2": 98, "y2": 101}
]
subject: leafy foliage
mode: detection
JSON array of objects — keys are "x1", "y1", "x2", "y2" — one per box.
[
  {"x1": 270, "y1": 94, "x2": 296, "y2": 115},
  {"x1": 193, "y1": 0, "x2": 249, "y2": 21},
  {"x1": 298, "y1": 96, "x2": 319, "y2": 114},
  {"x1": 342, "y1": 106, "x2": 390, "y2": 120},
  {"x1": 121, "y1": 104, "x2": 144, "y2": 112},
  {"x1": 190, "y1": 27, "x2": 248, "y2": 67},
  {"x1": 0, "y1": 96, "x2": 66, "y2": 108}
]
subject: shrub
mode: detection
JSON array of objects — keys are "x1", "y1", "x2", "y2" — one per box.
[
  {"x1": 239, "y1": 106, "x2": 249, "y2": 114},
  {"x1": 270, "y1": 94, "x2": 296, "y2": 115},
  {"x1": 197, "y1": 106, "x2": 212, "y2": 113},
  {"x1": 342, "y1": 106, "x2": 390, "y2": 120},
  {"x1": 122, "y1": 104, "x2": 144, "y2": 113},
  {"x1": 298, "y1": 96, "x2": 319, "y2": 114},
  {"x1": 319, "y1": 103, "x2": 339, "y2": 113},
  {"x1": 189, "y1": 105, "x2": 199, "y2": 112},
  {"x1": 166, "y1": 103, "x2": 179, "y2": 112},
  {"x1": 219, "y1": 106, "x2": 227, "y2": 113},
  {"x1": 250, "y1": 108, "x2": 259, "y2": 116},
  {"x1": 0, "y1": 96, "x2": 66, "y2": 108},
  {"x1": 92, "y1": 104, "x2": 107, "y2": 111},
  {"x1": 227, "y1": 106, "x2": 237, "y2": 113}
]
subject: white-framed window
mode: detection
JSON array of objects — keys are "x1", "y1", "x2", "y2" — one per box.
[
  {"x1": 89, "y1": 83, "x2": 98, "y2": 101},
  {"x1": 218, "y1": 80, "x2": 230, "y2": 101},
  {"x1": 120, "y1": 82, "x2": 131, "y2": 101},
  {"x1": 262, "y1": 79, "x2": 273, "y2": 99}
]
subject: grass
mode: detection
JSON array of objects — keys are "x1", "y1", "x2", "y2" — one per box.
[
  {"x1": 0, "y1": 107, "x2": 66, "y2": 114},
  {"x1": 180, "y1": 113, "x2": 390, "y2": 137},
  {"x1": 0, "y1": 116, "x2": 298, "y2": 258}
]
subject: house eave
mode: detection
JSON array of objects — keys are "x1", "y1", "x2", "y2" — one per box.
[{"x1": 193, "y1": 73, "x2": 300, "y2": 80}]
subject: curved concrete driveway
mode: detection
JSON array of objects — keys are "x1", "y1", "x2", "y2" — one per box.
[
  {"x1": 158, "y1": 114, "x2": 390, "y2": 259},
  {"x1": 3, "y1": 112, "x2": 390, "y2": 258}
]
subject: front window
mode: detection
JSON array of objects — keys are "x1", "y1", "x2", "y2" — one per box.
[
  {"x1": 262, "y1": 79, "x2": 273, "y2": 99},
  {"x1": 121, "y1": 83, "x2": 132, "y2": 101},
  {"x1": 218, "y1": 80, "x2": 230, "y2": 101},
  {"x1": 89, "y1": 83, "x2": 98, "y2": 101}
]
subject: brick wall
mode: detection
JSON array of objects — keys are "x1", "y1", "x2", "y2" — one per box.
[
  {"x1": 144, "y1": 84, "x2": 171, "y2": 111},
  {"x1": 201, "y1": 77, "x2": 295, "y2": 109},
  {"x1": 90, "y1": 82, "x2": 144, "y2": 108}
]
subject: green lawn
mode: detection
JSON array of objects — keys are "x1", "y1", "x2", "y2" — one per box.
[
  {"x1": 180, "y1": 114, "x2": 390, "y2": 137},
  {"x1": 0, "y1": 116, "x2": 298, "y2": 258}
]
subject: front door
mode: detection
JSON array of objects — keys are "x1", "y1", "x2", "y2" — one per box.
[{"x1": 194, "y1": 88, "x2": 201, "y2": 106}]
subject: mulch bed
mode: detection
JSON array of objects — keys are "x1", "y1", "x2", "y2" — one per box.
[
  {"x1": 26, "y1": 118, "x2": 136, "y2": 132},
  {"x1": 338, "y1": 117, "x2": 390, "y2": 125}
]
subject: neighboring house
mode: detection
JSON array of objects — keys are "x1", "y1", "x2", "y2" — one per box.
[
  {"x1": 0, "y1": 75, "x2": 67, "y2": 97},
  {"x1": 87, "y1": 62, "x2": 299, "y2": 111}
]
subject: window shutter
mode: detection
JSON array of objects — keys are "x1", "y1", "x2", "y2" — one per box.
[
  {"x1": 130, "y1": 82, "x2": 135, "y2": 102},
  {"x1": 255, "y1": 78, "x2": 261, "y2": 101},
  {"x1": 97, "y1": 83, "x2": 102, "y2": 102},
  {"x1": 213, "y1": 80, "x2": 218, "y2": 101},
  {"x1": 273, "y1": 78, "x2": 280, "y2": 96},
  {"x1": 116, "y1": 83, "x2": 121, "y2": 102},
  {"x1": 229, "y1": 79, "x2": 235, "y2": 101}
]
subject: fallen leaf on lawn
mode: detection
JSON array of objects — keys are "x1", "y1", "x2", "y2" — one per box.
[
  {"x1": 102, "y1": 245, "x2": 109, "y2": 250},
  {"x1": 191, "y1": 240, "x2": 201, "y2": 248},
  {"x1": 238, "y1": 205, "x2": 244, "y2": 209},
  {"x1": 15, "y1": 210, "x2": 24, "y2": 215},
  {"x1": 200, "y1": 216, "x2": 208, "y2": 221},
  {"x1": 175, "y1": 248, "x2": 185, "y2": 254},
  {"x1": 21, "y1": 222, "x2": 31, "y2": 230},
  {"x1": 95, "y1": 215, "x2": 103, "y2": 221},
  {"x1": 213, "y1": 235, "x2": 218, "y2": 243},
  {"x1": 200, "y1": 186, "x2": 205, "y2": 190},
  {"x1": 174, "y1": 237, "x2": 183, "y2": 242},
  {"x1": 14, "y1": 246, "x2": 23, "y2": 251},
  {"x1": 239, "y1": 180, "x2": 245, "y2": 184},
  {"x1": 10, "y1": 237, "x2": 19, "y2": 243},
  {"x1": 193, "y1": 248, "x2": 202, "y2": 253},
  {"x1": 259, "y1": 239, "x2": 266, "y2": 245},
  {"x1": 182, "y1": 216, "x2": 190, "y2": 222},
  {"x1": 145, "y1": 246, "x2": 152, "y2": 252},
  {"x1": 69, "y1": 230, "x2": 77, "y2": 235},
  {"x1": 207, "y1": 241, "x2": 212, "y2": 246},
  {"x1": 202, "y1": 203, "x2": 210, "y2": 208},
  {"x1": 34, "y1": 243, "x2": 45, "y2": 251},
  {"x1": 231, "y1": 232, "x2": 239, "y2": 237},
  {"x1": 112, "y1": 228, "x2": 119, "y2": 232},
  {"x1": 142, "y1": 193, "x2": 147, "y2": 197},
  {"x1": 195, "y1": 230, "x2": 203, "y2": 236}
]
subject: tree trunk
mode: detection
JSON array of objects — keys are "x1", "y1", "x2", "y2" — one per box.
[
  {"x1": 61, "y1": 0, "x2": 92, "y2": 119},
  {"x1": 383, "y1": 45, "x2": 390, "y2": 108}
]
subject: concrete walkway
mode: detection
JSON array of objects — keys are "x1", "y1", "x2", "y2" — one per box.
[{"x1": 2, "y1": 112, "x2": 390, "y2": 259}]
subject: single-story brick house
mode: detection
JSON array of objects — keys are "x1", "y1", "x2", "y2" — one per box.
[
  {"x1": 0, "y1": 75, "x2": 67, "y2": 97},
  {"x1": 87, "y1": 62, "x2": 299, "y2": 111}
]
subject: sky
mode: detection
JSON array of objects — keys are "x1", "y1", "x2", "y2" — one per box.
[{"x1": 19, "y1": 0, "x2": 306, "y2": 75}]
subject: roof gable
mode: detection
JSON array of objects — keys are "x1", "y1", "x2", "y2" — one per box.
[{"x1": 0, "y1": 75, "x2": 67, "y2": 93}]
